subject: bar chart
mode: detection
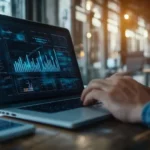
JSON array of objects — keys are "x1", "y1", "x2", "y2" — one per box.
[{"x1": 13, "y1": 49, "x2": 61, "y2": 73}]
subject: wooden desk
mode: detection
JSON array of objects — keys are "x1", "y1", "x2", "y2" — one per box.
[{"x1": 0, "y1": 118, "x2": 150, "y2": 150}]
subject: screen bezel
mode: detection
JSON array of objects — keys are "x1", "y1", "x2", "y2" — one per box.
[{"x1": 0, "y1": 15, "x2": 84, "y2": 107}]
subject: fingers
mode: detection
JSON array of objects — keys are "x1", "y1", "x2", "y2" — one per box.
[
  {"x1": 81, "y1": 74, "x2": 133, "y2": 106},
  {"x1": 110, "y1": 72, "x2": 126, "y2": 78},
  {"x1": 123, "y1": 76, "x2": 132, "y2": 79},
  {"x1": 83, "y1": 89, "x2": 108, "y2": 106},
  {"x1": 81, "y1": 79, "x2": 112, "y2": 101},
  {"x1": 109, "y1": 73, "x2": 132, "y2": 79}
]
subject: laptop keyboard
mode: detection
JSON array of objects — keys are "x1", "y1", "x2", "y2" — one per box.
[
  {"x1": 0, "y1": 119, "x2": 22, "y2": 131},
  {"x1": 20, "y1": 98, "x2": 83, "y2": 113}
]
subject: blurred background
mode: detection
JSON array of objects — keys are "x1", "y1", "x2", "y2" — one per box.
[{"x1": 1, "y1": 0, "x2": 150, "y2": 86}]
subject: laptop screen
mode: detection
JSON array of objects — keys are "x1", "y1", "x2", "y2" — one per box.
[{"x1": 0, "y1": 15, "x2": 83, "y2": 105}]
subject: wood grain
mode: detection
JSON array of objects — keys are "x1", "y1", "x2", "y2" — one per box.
[{"x1": 0, "y1": 118, "x2": 150, "y2": 150}]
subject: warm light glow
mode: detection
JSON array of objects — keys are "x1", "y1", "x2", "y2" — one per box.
[
  {"x1": 144, "y1": 30, "x2": 148, "y2": 38},
  {"x1": 124, "y1": 14, "x2": 129, "y2": 20},
  {"x1": 125, "y1": 30, "x2": 135, "y2": 38},
  {"x1": 76, "y1": 136, "x2": 90, "y2": 148},
  {"x1": 108, "y1": 24, "x2": 118, "y2": 33},
  {"x1": 93, "y1": 7, "x2": 101, "y2": 19},
  {"x1": 80, "y1": 51, "x2": 85, "y2": 58},
  {"x1": 87, "y1": 32, "x2": 92, "y2": 39},
  {"x1": 76, "y1": 11, "x2": 87, "y2": 22},
  {"x1": 92, "y1": 18, "x2": 101, "y2": 27},
  {"x1": 125, "y1": 31, "x2": 130, "y2": 38},
  {"x1": 86, "y1": 0, "x2": 93, "y2": 11},
  {"x1": 94, "y1": 12, "x2": 101, "y2": 19}
]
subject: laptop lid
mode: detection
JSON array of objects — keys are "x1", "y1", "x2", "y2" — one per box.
[{"x1": 0, "y1": 15, "x2": 84, "y2": 107}]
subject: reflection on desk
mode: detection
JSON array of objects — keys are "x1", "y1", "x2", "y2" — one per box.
[{"x1": 0, "y1": 118, "x2": 149, "y2": 150}]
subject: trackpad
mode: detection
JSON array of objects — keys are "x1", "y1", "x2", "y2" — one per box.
[{"x1": 52, "y1": 107, "x2": 110, "y2": 123}]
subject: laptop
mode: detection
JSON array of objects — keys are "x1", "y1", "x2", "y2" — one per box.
[{"x1": 0, "y1": 15, "x2": 110, "y2": 129}]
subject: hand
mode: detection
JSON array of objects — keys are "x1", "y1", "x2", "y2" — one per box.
[{"x1": 81, "y1": 74, "x2": 150, "y2": 123}]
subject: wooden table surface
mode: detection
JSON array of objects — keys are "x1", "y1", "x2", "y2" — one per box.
[{"x1": 0, "y1": 117, "x2": 150, "y2": 150}]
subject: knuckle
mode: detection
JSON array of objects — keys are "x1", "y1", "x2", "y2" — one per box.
[
  {"x1": 124, "y1": 76, "x2": 132, "y2": 81},
  {"x1": 115, "y1": 78, "x2": 124, "y2": 85},
  {"x1": 89, "y1": 79, "x2": 99, "y2": 87},
  {"x1": 126, "y1": 76, "x2": 132, "y2": 79},
  {"x1": 92, "y1": 89, "x2": 98, "y2": 93},
  {"x1": 124, "y1": 77, "x2": 133, "y2": 85},
  {"x1": 89, "y1": 80, "x2": 96, "y2": 85},
  {"x1": 108, "y1": 88, "x2": 116, "y2": 97},
  {"x1": 90, "y1": 82, "x2": 97, "y2": 88}
]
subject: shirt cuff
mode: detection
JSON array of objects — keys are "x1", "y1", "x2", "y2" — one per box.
[{"x1": 142, "y1": 101, "x2": 150, "y2": 126}]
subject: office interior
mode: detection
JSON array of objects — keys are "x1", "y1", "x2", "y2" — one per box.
[{"x1": 1, "y1": 0, "x2": 150, "y2": 86}]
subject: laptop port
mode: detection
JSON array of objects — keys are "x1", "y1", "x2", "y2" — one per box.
[
  {"x1": 6, "y1": 112, "x2": 9, "y2": 116},
  {"x1": 12, "y1": 114, "x2": 16, "y2": 117}
]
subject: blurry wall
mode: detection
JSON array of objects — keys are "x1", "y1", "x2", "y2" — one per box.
[
  {"x1": 0, "y1": 0, "x2": 150, "y2": 85},
  {"x1": 58, "y1": 0, "x2": 72, "y2": 32},
  {"x1": 45, "y1": 0, "x2": 58, "y2": 25},
  {"x1": 12, "y1": 0, "x2": 25, "y2": 19}
]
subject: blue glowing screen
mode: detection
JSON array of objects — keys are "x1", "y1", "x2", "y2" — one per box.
[{"x1": 0, "y1": 16, "x2": 83, "y2": 105}]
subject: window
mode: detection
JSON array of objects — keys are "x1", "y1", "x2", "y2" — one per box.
[
  {"x1": 108, "y1": 1, "x2": 120, "y2": 13},
  {"x1": 0, "y1": 0, "x2": 11, "y2": 16},
  {"x1": 58, "y1": 0, "x2": 71, "y2": 31},
  {"x1": 108, "y1": 11, "x2": 120, "y2": 58},
  {"x1": 12, "y1": 0, "x2": 25, "y2": 19},
  {"x1": 0, "y1": 0, "x2": 25, "y2": 19}
]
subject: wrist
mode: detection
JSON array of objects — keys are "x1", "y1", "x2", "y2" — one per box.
[{"x1": 130, "y1": 105, "x2": 143, "y2": 123}]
